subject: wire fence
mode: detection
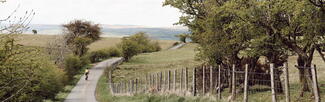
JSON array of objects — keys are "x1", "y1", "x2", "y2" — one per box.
[{"x1": 108, "y1": 63, "x2": 321, "y2": 102}]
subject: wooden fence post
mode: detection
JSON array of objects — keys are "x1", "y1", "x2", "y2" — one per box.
[
  {"x1": 156, "y1": 73, "x2": 159, "y2": 91},
  {"x1": 210, "y1": 66, "x2": 213, "y2": 93},
  {"x1": 135, "y1": 79, "x2": 138, "y2": 93},
  {"x1": 185, "y1": 68, "x2": 188, "y2": 91},
  {"x1": 153, "y1": 74, "x2": 156, "y2": 90},
  {"x1": 168, "y1": 70, "x2": 171, "y2": 91},
  {"x1": 218, "y1": 65, "x2": 221, "y2": 99},
  {"x1": 180, "y1": 68, "x2": 184, "y2": 92},
  {"x1": 164, "y1": 71, "x2": 167, "y2": 91},
  {"x1": 270, "y1": 63, "x2": 277, "y2": 102},
  {"x1": 311, "y1": 65, "x2": 320, "y2": 102},
  {"x1": 283, "y1": 63, "x2": 290, "y2": 102},
  {"x1": 174, "y1": 69, "x2": 177, "y2": 91},
  {"x1": 128, "y1": 81, "x2": 130, "y2": 94},
  {"x1": 160, "y1": 72, "x2": 163, "y2": 92},
  {"x1": 117, "y1": 83, "x2": 119, "y2": 94},
  {"x1": 231, "y1": 64, "x2": 236, "y2": 101},
  {"x1": 243, "y1": 64, "x2": 249, "y2": 102},
  {"x1": 203, "y1": 66, "x2": 206, "y2": 95},
  {"x1": 193, "y1": 68, "x2": 197, "y2": 96},
  {"x1": 145, "y1": 74, "x2": 148, "y2": 92},
  {"x1": 132, "y1": 80, "x2": 135, "y2": 94},
  {"x1": 149, "y1": 74, "x2": 152, "y2": 89}
]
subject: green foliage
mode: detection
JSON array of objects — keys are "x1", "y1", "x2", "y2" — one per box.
[
  {"x1": 119, "y1": 38, "x2": 142, "y2": 61},
  {"x1": 128, "y1": 32, "x2": 161, "y2": 53},
  {"x1": 0, "y1": 35, "x2": 66, "y2": 101},
  {"x1": 118, "y1": 32, "x2": 161, "y2": 61},
  {"x1": 87, "y1": 47, "x2": 122, "y2": 63},
  {"x1": 166, "y1": 0, "x2": 325, "y2": 95},
  {"x1": 63, "y1": 20, "x2": 102, "y2": 57},
  {"x1": 64, "y1": 55, "x2": 83, "y2": 80},
  {"x1": 165, "y1": 0, "x2": 325, "y2": 65}
]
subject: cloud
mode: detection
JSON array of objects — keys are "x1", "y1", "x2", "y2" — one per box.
[{"x1": 0, "y1": 0, "x2": 181, "y2": 27}]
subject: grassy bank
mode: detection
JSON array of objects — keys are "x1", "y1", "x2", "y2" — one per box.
[
  {"x1": 96, "y1": 68, "x2": 217, "y2": 102},
  {"x1": 96, "y1": 42, "x2": 325, "y2": 102},
  {"x1": 96, "y1": 43, "x2": 209, "y2": 102},
  {"x1": 112, "y1": 43, "x2": 201, "y2": 82}
]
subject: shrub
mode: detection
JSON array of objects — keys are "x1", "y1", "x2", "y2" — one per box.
[
  {"x1": 64, "y1": 55, "x2": 83, "y2": 80},
  {"x1": 0, "y1": 35, "x2": 66, "y2": 101},
  {"x1": 145, "y1": 41, "x2": 161, "y2": 52},
  {"x1": 119, "y1": 38, "x2": 141, "y2": 61},
  {"x1": 87, "y1": 47, "x2": 122, "y2": 63},
  {"x1": 106, "y1": 47, "x2": 122, "y2": 57},
  {"x1": 87, "y1": 50, "x2": 109, "y2": 63},
  {"x1": 118, "y1": 32, "x2": 161, "y2": 61},
  {"x1": 127, "y1": 32, "x2": 161, "y2": 53}
]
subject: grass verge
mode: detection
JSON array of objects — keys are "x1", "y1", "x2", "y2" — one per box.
[{"x1": 96, "y1": 72, "x2": 217, "y2": 102}]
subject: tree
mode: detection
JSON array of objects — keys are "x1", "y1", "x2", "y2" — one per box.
[
  {"x1": 128, "y1": 32, "x2": 161, "y2": 53},
  {"x1": 63, "y1": 20, "x2": 102, "y2": 57},
  {"x1": 32, "y1": 29, "x2": 37, "y2": 34},
  {"x1": 119, "y1": 37, "x2": 141, "y2": 61},
  {"x1": 166, "y1": 0, "x2": 325, "y2": 95}
]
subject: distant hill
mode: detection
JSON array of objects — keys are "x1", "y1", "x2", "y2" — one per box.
[{"x1": 26, "y1": 24, "x2": 189, "y2": 40}]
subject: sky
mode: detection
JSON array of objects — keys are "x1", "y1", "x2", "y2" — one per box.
[{"x1": 0, "y1": 0, "x2": 182, "y2": 27}]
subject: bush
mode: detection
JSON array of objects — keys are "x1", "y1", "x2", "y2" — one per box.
[
  {"x1": 87, "y1": 47, "x2": 122, "y2": 63},
  {"x1": 106, "y1": 47, "x2": 122, "y2": 57},
  {"x1": 118, "y1": 32, "x2": 161, "y2": 61},
  {"x1": 64, "y1": 55, "x2": 83, "y2": 80},
  {"x1": 119, "y1": 38, "x2": 141, "y2": 61},
  {"x1": 0, "y1": 35, "x2": 66, "y2": 101},
  {"x1": 87, "y1": 50, "x2": 109, "y2": 63},
  {"x1": 127, "y1": 32, "x2": 161, "y2": 53},
  {"x1": 145, "y1": 41, "x2": 161, "y2": 52}
]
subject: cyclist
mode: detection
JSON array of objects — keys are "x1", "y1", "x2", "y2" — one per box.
[{"x1": 85, "y1": 68, "x2": 89, "y2": 80}]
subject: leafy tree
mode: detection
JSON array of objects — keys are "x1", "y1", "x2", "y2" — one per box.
[
  {"x1": 119, "y1": 37, "x2": 141, "y2": 61},
  {"x1": 63, "y1": 20, "x2": 102, "y2": 57},
  {"x1": 165, "y1": 0, "x2": 325, "y2": 94},
  {"x1": 127, "y1": 32, "x2": 161, "y2": 53},
  {"x1": 32, "y1": 29, "x2": 37, "y2": 34}
]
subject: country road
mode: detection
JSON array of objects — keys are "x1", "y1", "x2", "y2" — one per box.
[{"x1": 64, "y1": 57, "x2": 123, "y2": 102}]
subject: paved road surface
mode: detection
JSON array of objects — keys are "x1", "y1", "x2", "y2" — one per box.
[
  {"x1": 169, "y1": 43, "x2": 186, "y2": 50},
  {"x1": 65, "y1": 57, "x2": 123, "y2": 102}
]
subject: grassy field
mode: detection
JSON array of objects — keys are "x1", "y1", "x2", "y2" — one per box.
[
  {"x1": 112, "y1": 43, "x2": 201, "y2": 82},
  {"x1": 16, "y1": 34, "x2": 176, "y2": 51},
  {"x1": 96, "y1": 44, "x2": 213, "y2": 102},
  {"x1": 96, "y1": 42, "x2": 325, "y2": 102}
]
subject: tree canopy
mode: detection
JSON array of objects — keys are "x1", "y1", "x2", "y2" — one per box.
[
  {"x1": 165, "y1": 0, "x2": 325, "y2": 95},
  {"x1": 63, "y1": 20, "x2": 102, "y2": 57}
]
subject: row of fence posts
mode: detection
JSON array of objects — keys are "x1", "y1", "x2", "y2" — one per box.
[{"x1": 109, "y1": 63, "x2": 320, "y2": 102}]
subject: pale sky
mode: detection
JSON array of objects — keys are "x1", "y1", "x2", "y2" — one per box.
[{"x1": 0, "y1": 0, "x2": 182, "y2": 27}]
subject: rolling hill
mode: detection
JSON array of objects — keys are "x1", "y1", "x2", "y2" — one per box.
[{"x1": 26, "y1": 24, "x2": 189, "y2": 40}]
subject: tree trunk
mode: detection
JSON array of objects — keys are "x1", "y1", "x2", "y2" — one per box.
[{"x1": 297, "y1": 55, "x2": 313, "y2": 97}]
